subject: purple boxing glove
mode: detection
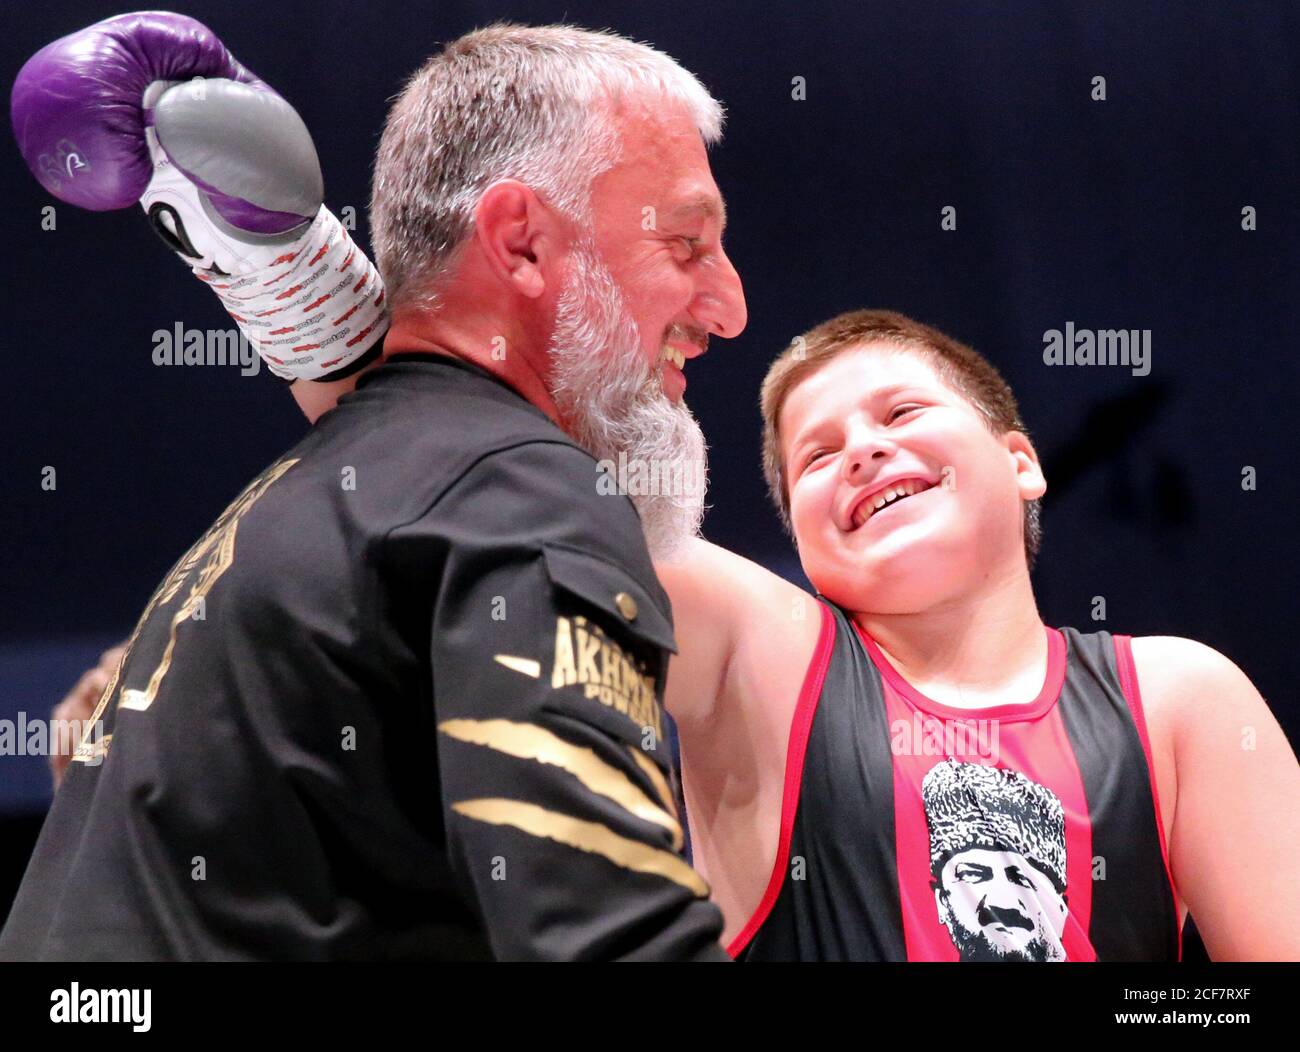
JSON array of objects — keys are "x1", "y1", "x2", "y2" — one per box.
[{"x1": 12, "y1": 11, "x2": 388, "y2": 380}]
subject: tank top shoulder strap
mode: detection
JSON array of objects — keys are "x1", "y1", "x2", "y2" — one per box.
[{"x1": 1056, "y1": 627, "x2": 1182, "y2": 960}]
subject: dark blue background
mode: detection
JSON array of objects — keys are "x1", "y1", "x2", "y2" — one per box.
[{"x1": 2, "y1": 2, "x2": 1296, "y2": 954}]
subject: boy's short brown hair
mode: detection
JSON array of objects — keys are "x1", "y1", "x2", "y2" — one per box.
[{"x1": 759, "y1": 309, "x2": 1043, "y2": 568}]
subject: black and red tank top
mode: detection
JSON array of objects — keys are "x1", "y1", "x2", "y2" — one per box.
[{"x1": 730, "y1": 601, "x2": 1181, "y2": 962}]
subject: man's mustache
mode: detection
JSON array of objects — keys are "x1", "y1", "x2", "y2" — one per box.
[
  {"x1": 665, "y1": 323, "x2": 709, "y2": 354},
  {"x1": 977, "y1": 902, "x2": 1035, "y2": 932}
]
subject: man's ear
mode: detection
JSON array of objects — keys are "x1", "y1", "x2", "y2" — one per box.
[
  {"x1": 472, "y1": 179, "x2": 555, "y2": 299},
  {"x1": 1006, "y1": 431, "x2": 1047, "y2": 501}
]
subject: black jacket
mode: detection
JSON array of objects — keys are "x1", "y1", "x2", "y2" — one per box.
[{"x1": 1, "y1": 355, "x2": 725, "y2": 961}]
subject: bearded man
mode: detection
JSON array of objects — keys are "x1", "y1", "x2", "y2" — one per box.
[{"x1": 3, "y1": 15, "x2": 745, "y2": 961}]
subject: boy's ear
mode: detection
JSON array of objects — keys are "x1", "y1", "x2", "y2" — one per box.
[{"x1": 1006, "y1": 431, "x2": 1047, "y2": 500}]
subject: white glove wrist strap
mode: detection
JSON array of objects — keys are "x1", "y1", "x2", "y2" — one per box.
[{"x1": 197, "y1": 206, "x2": 388, "y2": 381}]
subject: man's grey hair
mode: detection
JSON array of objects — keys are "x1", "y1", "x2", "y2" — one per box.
[{"x1": 369, "y1": 23, "x2": 725, "y2": 314}]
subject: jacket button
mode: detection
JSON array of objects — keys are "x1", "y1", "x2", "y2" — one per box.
[{"x1": 614, "y1": 592, "x2": 638, "y2": 621}]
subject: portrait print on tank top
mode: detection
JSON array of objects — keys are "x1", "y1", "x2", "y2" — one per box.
[{"x1": 921, "y1": 760, "x2": 1069, "y2": 961}]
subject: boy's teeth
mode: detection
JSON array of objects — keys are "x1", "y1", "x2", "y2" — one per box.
[
  {"x1": 660, "y1": 345, "x2": 685, "y2": 369},
  {"x1": 854, "y1": 479, "x2": 929, "y2": 527}
]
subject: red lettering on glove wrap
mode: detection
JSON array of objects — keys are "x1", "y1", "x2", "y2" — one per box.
[{"x1": 346, "y1": 322, "x2": 378, "y2": 348}]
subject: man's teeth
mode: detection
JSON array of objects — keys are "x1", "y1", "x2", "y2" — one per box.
[
  {"x1": 660, "y1": 345, "x2": 686, "y2": 369},
  {"x1": 852, "y1": 479, "x2": 932, "y2": 528}
]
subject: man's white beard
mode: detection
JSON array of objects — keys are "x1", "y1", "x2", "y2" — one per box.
[{"x1": 547, "y1": 238, "x2": 707, "y2": 561}]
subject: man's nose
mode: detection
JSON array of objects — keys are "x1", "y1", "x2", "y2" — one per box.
[
  {"x1": 979, "y1": 879, "x2": 1030, "y2": 914},
  {"x1": 694, "y1": 245, "x2": 747, "y2": 339}
]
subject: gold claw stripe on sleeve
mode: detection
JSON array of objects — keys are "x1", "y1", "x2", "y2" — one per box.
[
  {"x1": 626, "y1": 745, "x2": 679, "y2": 822},
  {"x1": 450, "y1": 798, "x2": 708, "y2": 898},
  {"x1": 438, "y1": 718, "x2": 682, "y2": 851}
]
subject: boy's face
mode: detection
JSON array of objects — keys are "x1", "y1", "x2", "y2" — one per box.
[{"x1": 779, "y1": 344, "x2": 1046, "y2": 614}]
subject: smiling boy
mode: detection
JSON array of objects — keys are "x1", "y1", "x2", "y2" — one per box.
[{"x1": 659, "y1": 309, "x2": 1300, "y2": 961}]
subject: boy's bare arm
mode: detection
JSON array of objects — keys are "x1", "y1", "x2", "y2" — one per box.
[
  {"x1": 655, "y1": 537, "x2": 811, "y2": 728},
  {"x1": 1133, "y1": 635, "x2": 1300, "y2": 961}
]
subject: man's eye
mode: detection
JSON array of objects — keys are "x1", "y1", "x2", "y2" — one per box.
[
  {"x1": 803, "y1": 449, "x2": 831, "y2": 470},
  {"x1": 889, "y1": 404, "x2": 922, "y2": 423},
  {"x1": 675, "y1": 236, "x2": 700, "y2": 259}
]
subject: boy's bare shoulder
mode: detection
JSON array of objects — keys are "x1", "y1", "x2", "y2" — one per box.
[
  {"x1": 1129, "y1": 635, "x2": 1252, "y2": 697},
  {"x1": 1128, "y1": 635, "x2": 1262, "y2": 748}
]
